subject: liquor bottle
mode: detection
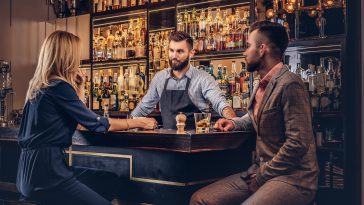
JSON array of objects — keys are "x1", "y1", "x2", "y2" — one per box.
[
  {"x1": 136, "y1": 64, "x2": 145, "y2": 96},
  {"x1": 128, "y1": 66, "x2": 137, "y2": 96},
  {"x1": 216, "y1": 65, "x2": 228, "y2": 97},
  {"x1": 191, "y1": 8, "x2": 199, "y2": 39},
  {"x1": 206, "y1": 8, "x2": 213, "y2": 36},
  {"x1": 232, "y1": 83, "x2": 242, "y2": 110},
  {"x1": 177, "y1": 13, "x2": 184, "y2": 32},
  {"x1": 121, "y1": 29, "x2": 128, "y2": 59},
  {"x1": 240, "y1": 62, "x2": 249, "y2": 93},
  {"x1": 315, "y1": 124, "x2": 324, "y2": 146},
  {"x1": 233, "y1": 8, "x2": 243, "y2": 49},
  {"x1": 113, "y1": 0, "x2": 120, "y2": 9},
  {"x1": 183, "y1": 10, "x2": 189, "y2": 35},
  {"x1": 295, "y1": 63, "x2": 304, "y2": 78},
  {"x1": 229, "y1": 61, "x2": 238, "y2": 95},
  {"x1": 126, "y1": 20, "x2": 136, "y2": 58},
  {"x1": 326, "y1": 58, "x2": 335, "y2": 94},
  {"x1": 106, "y1": 0, "x2": 113, "y2": 11},
  {"x1": 124, "y1": 67, "x2": 130, "y2": 95},
  {"x1": 128, "y1": 94, "x2": 137, "y2": 111},
  {"x1": 242, "y1": 10, "x2": 250, "y2": 48},
  {"x1": 95, "y1": 28, "x2": 106, "y2": 61},
  {"x1": 121, "y1": 0, "x2": 127, "y2": 8},
  {"x1": 117, "y1": 67, "x2": 125, "y2": 94},
  {"x1": 94, "y1": 0, "x2": 99, "y2": 13},
  {"x1": 103, "y1": 104, "x2": 110, "y2": 118},
  {"x1": 122, "y1": 93, "x2": 129, "y2": 112},
  {"x1": 131, "y1": 0, "x2": 136, "y2": 7},
  {"x1": 92, "y1": 81, "x2": 100, "y2": 111},
  {"x1": 316, "y1": 58, "x2": 326, "y2": 95},
  {"x1": 97, "y1": 89, "x2": 103, "y2": 111},
  {"x1": 110, "y1": 73, "x2": 118, "y2": 111},
  {"x1": 199, "y1": 9, "x2": 206, "y2": 39},
  {"x1": 102, "y1": 82, "x2": 110, "y2": 110},
  {"x1": 97, "y1": 0, "x2": 103, "y2": 12},
  {"x1": 307, "y1": 64, "x2": 317, "y2": 94},
  {"x1": 208, "y1": 63, "x2": 216, "y2": 80}
]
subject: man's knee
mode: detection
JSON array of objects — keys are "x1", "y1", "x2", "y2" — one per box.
[{"x1": 190, "y1": 189, "x2": 215, "y2": 205}]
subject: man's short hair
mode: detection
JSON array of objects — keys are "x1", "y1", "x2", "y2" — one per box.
[
  {"x1": 249, "y1": 21, "x2": 289, "y2": 60},
  {"x1": 168, "y1": 31, "x2": 193, "y2": 50}
]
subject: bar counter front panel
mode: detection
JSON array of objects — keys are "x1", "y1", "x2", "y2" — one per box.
[{"x1": 0, "y1": 127, "x2": 255, "y2": 205}]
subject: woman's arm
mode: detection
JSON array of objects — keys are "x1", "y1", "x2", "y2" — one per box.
[{"x1": 108, "y1": 118, "x2": 157, "y2": 131}]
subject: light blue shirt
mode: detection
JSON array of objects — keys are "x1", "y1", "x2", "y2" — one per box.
[{"x1": 131, "y1": 65, "x2": 230, "y2": 117}]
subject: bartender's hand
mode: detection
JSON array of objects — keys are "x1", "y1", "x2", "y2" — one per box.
[
  {"x1": 246, "y1": 174, "x2": 260, "y2": 193},
  {"x1": 214, "y1": 118, "x2": 235, "y2": 132},
  {"x1": 134, "y1": 118, "x2": 158, "y2": 130}
]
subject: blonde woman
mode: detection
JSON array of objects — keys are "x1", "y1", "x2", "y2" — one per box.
[{"x1": 16, "y1": 31, "x2": 157, "y2": 205}]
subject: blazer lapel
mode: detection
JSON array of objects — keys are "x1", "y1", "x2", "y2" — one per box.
[
  {"x1": 248, "y1": 81, "x2": 259, "y2": 131},
  {"x1": 257, "y1": 66, "x2": 289, "y2": 133}
]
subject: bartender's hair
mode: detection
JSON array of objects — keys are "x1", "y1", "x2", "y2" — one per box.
[
  {"x1": 249, "y1": 21, "x2": 289, "y2": 60},
  {"x1": 168, "y1": 31, "x2": 193, "y2": 50},
  {"x1": 26, "y1": 31, "x2": 81, "y2": 101}
]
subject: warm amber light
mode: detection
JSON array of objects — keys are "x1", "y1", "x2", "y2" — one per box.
[
  {"x1": 285, "y1": 3, "x2": 295, "y2": 13},
  {"x1": 289, "y1": 0, "x2": 296, "y2": 4},
  {"x1": 326, "y1": 0, "x2": 334, "y2": 6},
  {"x1": 266, "y1": 9, "x2": 275, "y2": 18},
  {"x1": 307, "y1": 9, "x2": 318, "y2": 17}
]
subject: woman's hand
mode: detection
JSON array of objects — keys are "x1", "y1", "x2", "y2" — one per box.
[
  {"x1": 134, "y1": 117, "x2": 158, "y2": 130},
  {"x1": 75, "y1": 69, "x2": 86, "y2": 87}
]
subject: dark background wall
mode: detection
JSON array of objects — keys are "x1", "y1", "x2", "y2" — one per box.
[{"x1": 0, "y1": 0, "x2": 89, "y2": 110}]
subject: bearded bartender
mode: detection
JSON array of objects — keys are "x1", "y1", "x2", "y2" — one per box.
[{"x1": 131, "y1": 31, "x2": 236, "y2": 129}]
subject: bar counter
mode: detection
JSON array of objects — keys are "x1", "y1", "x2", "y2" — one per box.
[{"x1": 0, "y1": 127, "x2": 256, "y2": 204}]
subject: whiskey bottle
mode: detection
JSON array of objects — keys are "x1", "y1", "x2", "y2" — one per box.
[{"x1": 232, "y1": 83, "x2": 242, "y2": 110}]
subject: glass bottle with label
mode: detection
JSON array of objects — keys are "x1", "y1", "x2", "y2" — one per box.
[
  {"x1": 316, "y1": 59, "x2": 326, "y2": 95},
  {"x1": 233, "y1": 83, "x2": 242, "y2": 110},
  {"x1": 208, "y1": 63, "x2": 216, "y2": 80}
]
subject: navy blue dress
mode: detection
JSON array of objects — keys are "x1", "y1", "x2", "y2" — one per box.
[{"x1": 16, "y1": 80, "x2": 110, "y2": 199}]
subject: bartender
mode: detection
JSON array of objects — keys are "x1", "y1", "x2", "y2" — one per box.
[{"x1": 131, "y1": 31, "x2": 236, "y2": 129}]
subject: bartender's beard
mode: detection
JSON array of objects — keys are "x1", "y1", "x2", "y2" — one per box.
[{"x1": 169, "y1": 57, "x2": 190, "y2": 71}]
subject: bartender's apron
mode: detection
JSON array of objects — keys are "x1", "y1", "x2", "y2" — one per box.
[{"x1": 160, "y1": 77, "x2": 200, "y2": 129}]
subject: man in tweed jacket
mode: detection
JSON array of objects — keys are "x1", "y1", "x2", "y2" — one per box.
[{"x1": 190, "y1": 21, "x2": 319, "y2": 205}]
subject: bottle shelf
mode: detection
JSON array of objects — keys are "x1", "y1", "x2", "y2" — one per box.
[
  {"x1": 313, "y1": 111, "x2": 343, "y2": 119},
  {"x1": 81, "y1": 58, "x2": 148, "y2": 70},
  {"x1": 317, "y1": 146, "x2": 343, "y2": 153},
  {"x1": 93, "y1": 4, "x2": 148, "y2": 18},
  {"x1": 176, "y1": 0, "x2": 250, "y2": 10},
  {"x1": 149, "y1": 1, "x2": 176, "y2": 12},
  {"x1": 192, "y1": 49, "x2": 246, "y2": 61}
]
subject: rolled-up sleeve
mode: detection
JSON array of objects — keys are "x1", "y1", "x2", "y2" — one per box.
[
  {"x1": 201, "y1": 74, "x2": 231, "y2": 116},
  {"x1": 48, "y1": 81, "x2": 110, "y2": 133},
  {"x1": 231, "y1": 114, "x2": 254, "y2": 131}
]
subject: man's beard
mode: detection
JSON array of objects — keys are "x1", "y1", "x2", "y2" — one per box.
[
  {"x1": 169, "y1": 57, "x2": 190, "y2": 71},
  {"x1": 246, "y1": 56, "x2": 263, "y2": 72}
]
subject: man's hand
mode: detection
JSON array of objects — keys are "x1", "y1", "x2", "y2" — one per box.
[
  {"x1": 246, "y1": 175, "x2": 260, "y2": 193},
  {"x1": 213, "y1": 118, "x2": 235, "y2": 132}
]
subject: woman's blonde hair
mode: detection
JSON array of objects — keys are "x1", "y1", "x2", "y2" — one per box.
[{"x1": 26, "y1": 30, "x2": 81, "y2": 101}]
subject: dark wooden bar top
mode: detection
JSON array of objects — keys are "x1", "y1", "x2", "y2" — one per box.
[{"x1": 0, "y1": 127, "x2": 255, "y2": 152}]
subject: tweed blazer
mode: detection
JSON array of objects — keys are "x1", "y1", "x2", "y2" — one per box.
[{"x1": 233, "y1": 65, "x2": 319, "y2": 190}]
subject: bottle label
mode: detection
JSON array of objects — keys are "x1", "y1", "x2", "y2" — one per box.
[
  {"x1": 233, "y1": 96, "x2": 242, "y2": 109},
  {"x1": 110, "y1": 95, "x2": 117, "y2": 110},
  {"x1": 93, "y1": 99, "x2": 100, "y2": 110}
]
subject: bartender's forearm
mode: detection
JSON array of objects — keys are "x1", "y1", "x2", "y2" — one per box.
[{"x1": 222, "y1": 107, "x2": 237, "y2": 119}]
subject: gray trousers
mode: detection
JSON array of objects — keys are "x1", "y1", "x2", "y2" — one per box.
[{"x1": 190, "y1": 173, "x2": 316, "y2": 205}]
